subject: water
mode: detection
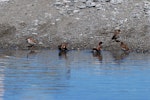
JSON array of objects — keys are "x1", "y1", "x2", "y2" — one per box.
[{"x1": 0, "y1": 50, "x2": 150, "y2": 100}]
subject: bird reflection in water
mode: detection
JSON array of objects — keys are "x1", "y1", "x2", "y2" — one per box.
[
  {"x1": 111, "y1": 51, "x2": 129, "y2": 61},
  {"x1": 58, "y1": 50, "x2": 68, "y2": 59},
  {"x1": 92, "y1": 51, "x2": 103, "y2": 61},
  {"x1": 58, "y1": 50, "x2": 70, "y2": 80},
  {"x1": 27, "y1": 50, "x2": 38, "y2": 58}
]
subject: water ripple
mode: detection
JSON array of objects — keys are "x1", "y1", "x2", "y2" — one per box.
[{"x1": 0, "y1": 50, "x2": 150, "y2": 100}]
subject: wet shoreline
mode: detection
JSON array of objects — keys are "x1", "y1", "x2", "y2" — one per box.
[{"x1": 0, "y1": 47, "x2": 149, "y2": 54}]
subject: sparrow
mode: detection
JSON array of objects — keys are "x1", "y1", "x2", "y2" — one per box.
[
  {"x1": 120, "y1": 42, "x2": 129, "y2": 51},
  {"x1": 112, "y1": 29, "x2": 121, "y2": 42}
]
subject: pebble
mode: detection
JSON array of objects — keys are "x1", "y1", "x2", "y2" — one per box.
[
  {"x1": 86, "y1": 1, "x2": 96, "y2": 7},
  {"x1": 79, "y1": 0, "x2": 87, "y2": 3},
  {"x1": 110, "y1": 0, "x2": 123, "y2": 4},
  {"x1": 54, "y1": 2, "x2": 64, "y2": 7},
  {"x1": 73, "y1": 9, "x2": 80, "y2": 13},
  {"x1": 78, "y1": 5, "x2": 86, "y2": 9},
  {"x1": 32, "y1": 33, "x2": 38, "y2": 35},
  {"x1": 38, "y1": 41, "x2": 43, "y2": 45}
]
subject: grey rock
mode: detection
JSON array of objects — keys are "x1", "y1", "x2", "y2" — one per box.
[
  {"x1": 93, "y1": 0, "x2": 99, "y2": 2},
  {"x1": 105, "y1": 0, "x2": 111, "y2": 2},
  {"x1": 110, "y1": 0, "x2": 123, "y2": 4},
  {"x1": 79, "y1": 0, "x2": 87, "y2": 3},
  {"x1": 144, "y1": 1, "x2": 150, "y2": 16},
  {"x1": 73, "y1": 9, "x2": 80, "y2": 13},
  {"x1": 86, "y1": 1, "x2": 96, "y2": 7},
  {"x1": 54, "y1": 2, "x2": 64, "y2": 7},
  {"x1": 78, "y1": 4, "x2": 86, "y2": 9}
]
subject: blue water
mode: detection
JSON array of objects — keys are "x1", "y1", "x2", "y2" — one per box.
[{"x1": 0, "y1": 50, "x2": 150, "y2": 100}]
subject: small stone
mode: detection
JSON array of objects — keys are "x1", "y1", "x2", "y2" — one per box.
[
  {"x1": 56, "y1": 0, "x2": 60, "y2": 2},
  {"x1": 105, "y1": 0, "x2": 110, "y2": 2},
  {"x1": 63, "y1": 0, "x2": 71, "y2": 3},
  {"x1": 78, "y1": 5, "x2": 86, "y2": 9},
  {"x1": 56, "y1": 18, "x2": 61, "y2": 21},
  {"x1": 0, "y1": 0, "x2": 9, "y2": 2},
  {"x1": 93, "y1": 0, "x2": 99, "y2": 2},
  {"x1": 51, "y1": 23, "x2": 55, "y2": 25},
  {"x1": 86, "y1": 1, "x2": 96, "y2": 7},
  {"x1": 44, "y1": 13, "x2": 52, "y2": 19},
  {"x1": 67, "y1": 9, "x2": 74, "y2": 15},
  {"x1": 32, "y1": 33, "x2": 38, "y2": 35},
  {"x1": 110, "y1": 0, "x2": 123, "y2": 4},
  {"x1": 32, "y1": 20, "x2": 39, "y2": 26},
  {"x1": 73, "y1": 9, "x2": 80, "y2": 13},
  {"x1": 95, "y1": 4, "x2": 101, "y2": 8},
  {"x1": 79, "y1": 0, "x2": 87, "y2": 3},
  {"x1": 74, "y1": 0, "x2": 78, "y2": 2},
  {"x1": 54, "y1": 2, "x2": 64, "y2": 7},
  {"x1": 59, "y1": 9, "x2": 66, "y2": 15},
  {"x1": 38, "y1": 42, "x2": 43, "y2": 45},
  {"x1": 75, "y1": 17, "x2": 80, "y2": 20}
]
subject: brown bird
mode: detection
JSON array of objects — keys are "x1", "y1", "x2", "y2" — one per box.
[
  {"x1": 112, "y1": 29, "x2": 121, "y2": 42},
  {"x1": 92, "y1": 41, "x2": 103, "y2": 52},
  {"x1": 58, "y1": 42, "x2": 68, "y2": 51},
  {"x1": 120, "y1": 42, "x2": 129, "y2": 51},
  {"x1": 26, "y1": 37, "x2": 37, "y2": 48}
]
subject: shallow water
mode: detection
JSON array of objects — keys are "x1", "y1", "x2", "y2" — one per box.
[{"x1": 0, "y1": 50, "x2": 150, "y2": 100}]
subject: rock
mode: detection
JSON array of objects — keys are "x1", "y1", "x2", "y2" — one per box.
[
  {"x1": 86, "y1": 1, "x2": 96, "y2": 7},
  {"x1": 93, "y1": 0, "x2": 99, "y2": 2},
  {"x1": 44, "y1": 13, "x2": 52, "y2": 19},
  {"x1": 110, "y1": 0, "x2": 123, "y2": 4},
  {"x1": 95, "y1": 3, "x2": 101, "y2": 8},
  {"x1": 32, "y1": 33, "x2": 38, "y2": 35},
  {"x1": 63, "y1": 0, "x2": 71, "y2": 3},
  {"x1": 79, "y1": 0, "x2": 87, "y2": 3},
  {"x1": 0, "y1": 0, "x2": 9, "y2": 3},
  {"x1": 56, "y1": 18, "x2": 61, "y2": 21},
  {"x1": 74, "y1": 0, "x2": 78, "y2": 2},
  {"x1": 75, "y1": 17, "x2": 80, "y2": 20},
  {"x1": 105, "y1": 0, "x2": 111, "y2": 2},
  {"x1": 54, "y1": 1, "x2": 64, "y2": 7},
  {"x1": 73, "y1": 9, "x2": 80, "y2": 13},
  {"x1": 144, "y1": 1, "x2": 150, "y2": 16},
  {"x1": 77, "y1": 3, "x2": 86, "y2": 9},
  {"x1": 67, "y1": 9, "x2": 74, "y2": 15},
  {"x1": 38, "y1": 41, "x2": 43, "y2": 45},
  {"x1": 96, "y1": 4, "x2": 105, "y2": 10}
]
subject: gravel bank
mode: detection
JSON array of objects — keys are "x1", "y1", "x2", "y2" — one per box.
[{"x1": 0, "y1": 0, "x2": 150, "y2": 53}]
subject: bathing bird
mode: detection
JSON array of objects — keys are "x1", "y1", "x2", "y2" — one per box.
[
  {"x1": 58, "y1": 42, "x2": 68, "y2": 51},
  {"x1": 92, "y1": 41, "x2": 103, "y2": 52},
  {"x1": 120, "y1": 42, "x2": 129, "y2": 51},
  {"x1": 26, "y1": 37, "x2": 37, "y2": 49},
  {"x1": 112, "y1": 29, "x2": 121, "y2": 42}
]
